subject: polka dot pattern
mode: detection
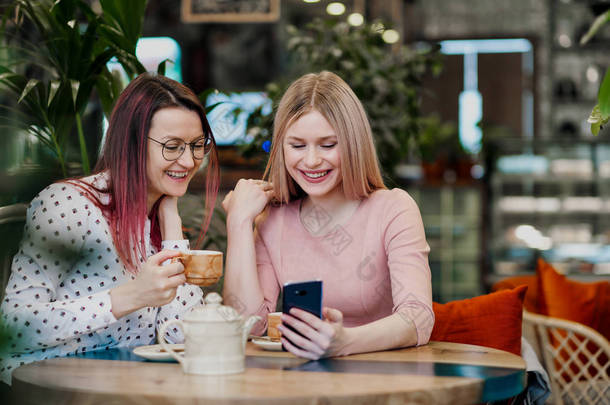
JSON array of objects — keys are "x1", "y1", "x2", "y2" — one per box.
[{"x1": 0, "y1": 174, "x2": 204, "y2": 385}]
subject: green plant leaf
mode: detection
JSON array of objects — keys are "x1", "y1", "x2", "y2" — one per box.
[
  {"x1": 588, "y1": 104, "x2": 608, "y2": 136},
  {"x1": 580, "y1": 10, "x2": 610, "y2": 45},
  {"x1": 99, "y1": 0, "x2": 146, "y2": 52},
  {"x1": 69, "y1": 79, "x2": 79, "y2": 107},
  {"x1": 96, "y1": 70, "x2": 123, "y2": 117},
  {"x1": 0, "y1": 71, "x2": 23, "y2": 93},
  {"x1": 18, "y1": 78, "x2": 40, "y2": 104},
  {"x1": 157, "y1": 58, "x2": 174, "y2": 76},
  {"x1": 75, "y1": 112, "x2": 90, "y2": 174},
  {"x1": 598, "y1": 67, "x2": 610, "y2": 118},
  {"x1": 48, "y1": 80, "x2": 61, "y2": 107}
]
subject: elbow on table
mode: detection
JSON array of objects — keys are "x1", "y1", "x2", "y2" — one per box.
[{"x1": 395, "y1": 304, "x2": 435, "y2": 347}]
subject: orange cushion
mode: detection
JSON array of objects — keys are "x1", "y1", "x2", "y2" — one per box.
[
  {"x1": 536, "y1": 259, "x2": 610, "y2": 341},
  {"x1": 491, "y1": 275, "x2": 539, "y2": 313},
  {"x1": 430, "y1": 286, "x2": 527, "y2": 355}
]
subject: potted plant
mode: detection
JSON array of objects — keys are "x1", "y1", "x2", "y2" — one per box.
[
  {"x1": 0, "y1": 0, "x2": 148, "y2": 187},
  {"x1": 416, "y1": 115, "x2": 473, "y2": 182}
]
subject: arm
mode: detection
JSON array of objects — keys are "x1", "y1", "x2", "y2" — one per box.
[
  {"x1": 155, "y1": 240, "x2": 204, "y2": 344},
  {"x1": 157, "y1": 196, "x2": 183, "y2": 240},
  {"x1": 222, "y1": 179, "x2": 274, "y2": 316},
  {"x1": 279, "y1": 307, "x2": 418, "y2": 359},
  {"x1": 1, "y1": 185, "x2": 118, "y2": 352},
  {"x1": 111, "y1": 195, "x2": 192, "y2": 320},
  {"x1": 384, "y1": 190, "x2": 434, "y2": 346}
]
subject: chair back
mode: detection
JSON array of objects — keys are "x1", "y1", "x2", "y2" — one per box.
[
  {"x1": 523, "y1": 310, "x2": 609, "y2": 405},
  {"x1": 0, "y1": 203, "x2": 27, "y2": 300}
]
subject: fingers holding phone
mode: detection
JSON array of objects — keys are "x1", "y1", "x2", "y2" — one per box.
[
  {"x1": 279, "y1": 280, "x2": 349, "y2": 359},
  {"x1": 279, "y1": 306, "x2": 347, "y2": 360}
]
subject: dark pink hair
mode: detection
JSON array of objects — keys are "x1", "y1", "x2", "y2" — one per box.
[{"x1": 72, "y1": 73, "x2": 219, "y2": 272}]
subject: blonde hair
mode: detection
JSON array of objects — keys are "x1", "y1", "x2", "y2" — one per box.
[{"x1": 264, "y1": 71, "x2": 386, "y2": 202}]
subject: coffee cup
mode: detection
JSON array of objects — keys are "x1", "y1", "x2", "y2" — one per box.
[
  {"x1": 267, "y1": 312, "x2": 282, "y2": 341},
  {"x1": 173, "y1": 250, "x2": 223, "y2": 286}
]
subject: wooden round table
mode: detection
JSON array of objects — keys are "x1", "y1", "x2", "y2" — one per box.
[{"x1": 11, "y1": 341, "x2": 526, "y2": 404}]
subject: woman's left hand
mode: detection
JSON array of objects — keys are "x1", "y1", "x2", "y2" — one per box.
[{"x1": 278, "y1": 307, "x2": 349, "y2": 360}]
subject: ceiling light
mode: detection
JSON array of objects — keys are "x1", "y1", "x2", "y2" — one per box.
[
  {"x1": 382, "y1": 29, "x2": 400, "y2": 44},
  {"x1": 347, "y1": 13, "x2": 364, "y2": 26},
  {"x1": 327, "y1": 2, "x2": 346, "y2": 16},
  {"x1": 586, "y1": 66, "x2": 599, "y2": 83},
  {"x1": 558, "y1": 34, "x2": 572, "y2": 48}
]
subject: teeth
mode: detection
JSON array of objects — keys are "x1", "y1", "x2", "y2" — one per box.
[
  {"x1": 166, "y1": 171, "x2": 187, "y2": 178},
  {"x1": 304, "y1": 171, "x2": 328, "y2": 179}
]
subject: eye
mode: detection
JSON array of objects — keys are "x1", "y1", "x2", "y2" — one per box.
[
  {"x1": 321, "y1": 143, "x2": 337, "y2": 149},
  {"x1": 192, "y1": 139, "x2": 206, "y2": 149},
  {"x1": 290, "y1": 144, "x2": 305, "y2": 149},
  {"x1": 164, "y1": 141, "x2": 182, "y2": 151}
]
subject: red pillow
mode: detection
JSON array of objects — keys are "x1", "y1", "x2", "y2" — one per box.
[
  {"x1": 430, "y1": 286, "x2": 527, "y2": 355},
  {"x1": 536, "y1": 259, "x2": 610, "y2": 341},
  {"x1": 491, "y1": 275, "x2": 539, "y2": 313}
]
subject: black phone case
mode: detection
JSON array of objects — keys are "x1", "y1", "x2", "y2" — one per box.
[{"x1": 281, "y1": 280, "x2": 322, "y2": 350}]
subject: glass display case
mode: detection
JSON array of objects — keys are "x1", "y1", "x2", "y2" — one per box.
[
  {"x1": 487, "y1": 138, "x2": 610, "y2": 286},
  {"x1": 407, "y1": 185, "x2": 483, "y2": 303}
]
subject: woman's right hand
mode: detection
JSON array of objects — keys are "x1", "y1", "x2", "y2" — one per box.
[
  {"x1": 222, "y1": 179, "x2": 274, "y2": 226},
  {"x1": 110, "y1": 250, "x2": 186, "y2": 319}
]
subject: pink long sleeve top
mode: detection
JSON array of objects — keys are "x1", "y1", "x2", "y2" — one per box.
[{"x1": 252, "y1": 188, "x2": 434, "y2": 345}]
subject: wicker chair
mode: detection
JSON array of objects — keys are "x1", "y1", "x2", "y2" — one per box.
[
  {"x1": 0, "y1": 203, "x2": 27, "y2": 299},
  {"x1": 523, "y1": 310, "x2": 609, "y2": 405}
]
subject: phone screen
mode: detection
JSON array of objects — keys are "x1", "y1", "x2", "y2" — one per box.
[{"x1": 281, "y1": 280, "x2": 323, "y2": 350}]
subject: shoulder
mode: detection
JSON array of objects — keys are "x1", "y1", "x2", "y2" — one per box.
[
  {"x1": 365, "y1": 188, "x2": 417, "y2": 211},
  {"x1": 33, "y1": 181, "x2": 91, "y2": 209},
  {"x1": 256, "y1": 200, "x2": 300, "y2": 235},
  {"x1": 29, "y1": 176, "x2": 108, "y2": 224}
]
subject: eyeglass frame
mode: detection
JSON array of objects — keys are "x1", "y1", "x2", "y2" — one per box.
[{"x1": 147, "y1": 136, "x2": 213, "y2": 161}]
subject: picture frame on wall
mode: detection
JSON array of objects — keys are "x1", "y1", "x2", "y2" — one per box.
[{"x1": 181, "y1": 0, "x2": 280, "y2": 23}]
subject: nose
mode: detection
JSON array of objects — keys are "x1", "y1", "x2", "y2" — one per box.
[
  {"x1": 304, "y1": 146, "x2": 321, "y2": 168},
  {"x1": 177, "y1": 147, "x2": 196, "y2": 169}
]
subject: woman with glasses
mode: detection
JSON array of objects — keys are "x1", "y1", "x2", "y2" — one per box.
[{"x1": 0, "y1": 73, "x2": 219, "y2": 384}]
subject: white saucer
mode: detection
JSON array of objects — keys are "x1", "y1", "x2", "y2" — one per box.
[
  {"x1": 133, "y1": 344, "x2": 184, "y2": 361},
  {"x1": 251, "y1": 338, "x2": 282, "y2": 351}
]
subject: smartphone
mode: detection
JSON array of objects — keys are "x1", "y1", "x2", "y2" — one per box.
[{"x1": 281, "y1": 280, "x2": 323, "y2": 350}]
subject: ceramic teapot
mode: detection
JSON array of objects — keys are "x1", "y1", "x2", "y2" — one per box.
[{"x1": 159, "y1": 292, "x2": 260, "y2": 375}]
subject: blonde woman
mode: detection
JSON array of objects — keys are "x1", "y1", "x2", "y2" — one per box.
[{"x1": 223, "y1": 71, "x2": 433, "y2": 360}]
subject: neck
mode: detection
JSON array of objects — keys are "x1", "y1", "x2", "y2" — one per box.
[
  {"x1": 301, "y1": 187, "x2": 360, "y2": 235},
  {"x1": 303, "y1": 189, "x2": 349, "y2": 218},
  {"x1": 147, "y1": 192, "x2": 161, "y2": 215}
]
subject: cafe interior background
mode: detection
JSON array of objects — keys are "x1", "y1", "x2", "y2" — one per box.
[{"x1": 0, "y1": 0, "x2": 609, "y2": 307}]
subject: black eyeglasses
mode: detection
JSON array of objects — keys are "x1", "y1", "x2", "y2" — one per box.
[{"x1": 148, "y1": 136, "x2": 213, "y2": 161}]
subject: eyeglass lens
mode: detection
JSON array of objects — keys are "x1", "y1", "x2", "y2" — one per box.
[{"x1": 162, "y1": 138, "x2": 211, "y2": 161}]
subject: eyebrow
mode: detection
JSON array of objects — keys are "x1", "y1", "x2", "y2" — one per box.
[
  {"x1": 160, "y1": 134, "x2": 206, "y2": 142},
  {"x1": 285, "y1": 135, "x2": 337, "y2": 142}
]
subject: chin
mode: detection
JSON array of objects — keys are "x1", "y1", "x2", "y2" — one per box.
[{"x1": 160, "y1": 184, "x2": 189, "y2": 198}]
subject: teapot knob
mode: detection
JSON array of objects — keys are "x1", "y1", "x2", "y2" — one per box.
[{"x1": 204, "y1": 292, "x2": 223, "y2": 306}]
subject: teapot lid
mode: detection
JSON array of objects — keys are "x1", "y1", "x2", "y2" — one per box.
[{"x1": 184, "y1": 292, "x2": 242, "y2": 322}]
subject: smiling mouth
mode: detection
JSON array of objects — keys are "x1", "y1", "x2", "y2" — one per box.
[
  {"x1": 303, "y1": 170, "x2": 329, "y2": 179},
  {"x1": 166, "y1": 170, "x2": 188, "y2": 179}
]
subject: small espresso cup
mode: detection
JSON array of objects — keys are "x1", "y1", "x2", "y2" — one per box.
[
  {"x1": 267, "y1": 312, "x2": 282, "y2": 341},
  {"x1": 172, "y1": 250, "x2": 223, "y2": 286}
]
